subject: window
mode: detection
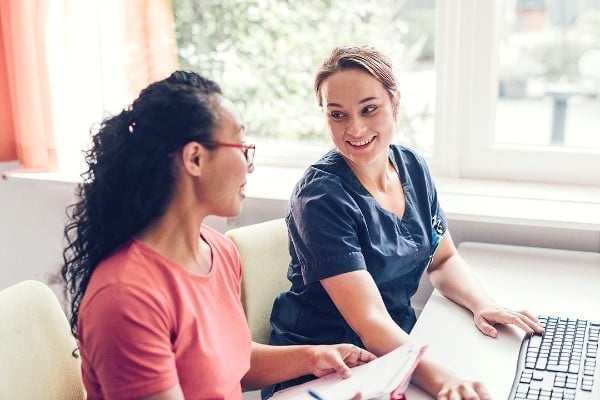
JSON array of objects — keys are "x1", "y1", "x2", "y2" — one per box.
[
  {"x1": 14, "y1": 1, "x2": 595, "y2": 187},
  {"x1": 172, "y1": 0, "x2": 599, "y2": 187},
  {"x1": 172, "y1": 0, "x2": 437, "y2": 166},
  {"x1": 496, "y1": 0, "x2": 600, "y2": 149},
  {"x1": 434, "y1": 0, "x2": 599, "y2": 186}
]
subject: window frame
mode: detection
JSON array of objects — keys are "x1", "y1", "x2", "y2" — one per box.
[{"x1": 431, "y1": 0, "x2": 599, "y2": 186}]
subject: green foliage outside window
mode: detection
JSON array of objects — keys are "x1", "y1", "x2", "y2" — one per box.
[{"x1": 173, "y1": 0, "x2": 435, "y2": 143}]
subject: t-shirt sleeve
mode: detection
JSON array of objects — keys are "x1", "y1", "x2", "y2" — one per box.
[
  {"x1": 288, "y1": 172, "x2": 367, "y2": 284},
  {"x1": 79, "y1": 283, "x2": 178, "y2": 399}
]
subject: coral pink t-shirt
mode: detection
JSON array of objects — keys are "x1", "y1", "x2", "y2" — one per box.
[{"x1": 78, "y1": 225, "x2": 251, "y2": 400}]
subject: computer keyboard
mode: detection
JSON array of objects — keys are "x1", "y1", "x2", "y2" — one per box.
[{"x1": 509, "y1": 315, "x2": 599, "y2": 400}]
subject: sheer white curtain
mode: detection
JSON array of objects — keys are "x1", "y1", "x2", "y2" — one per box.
[{"x1": 51, "y1": 0, "x2": 179, "y2": 174}]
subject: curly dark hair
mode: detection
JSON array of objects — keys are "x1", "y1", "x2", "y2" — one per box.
[{"x1": 62, "y1": 71, "x2": 222, "y2": 336}]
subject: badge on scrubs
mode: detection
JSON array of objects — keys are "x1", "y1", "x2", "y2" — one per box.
[{"x1": 429, "y1": 215, "x2": 444, "y2": 266}]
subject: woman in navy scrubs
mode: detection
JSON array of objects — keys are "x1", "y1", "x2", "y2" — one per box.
[{"x1": 265, "y1": 46, "x2": 545, "y2": 400}]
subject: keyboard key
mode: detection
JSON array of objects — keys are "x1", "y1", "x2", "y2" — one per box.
[{"x1": 509, "y1": 315, "x2": 600, "y2": 400}]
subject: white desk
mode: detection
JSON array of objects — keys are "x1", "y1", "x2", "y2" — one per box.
[{"x1": 404, "y1": 242, "x2": 600, "y2": 400}]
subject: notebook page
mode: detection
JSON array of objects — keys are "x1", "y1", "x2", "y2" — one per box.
[{"x1": 271, "y1": 344, "x2": 427, "y2": 400}]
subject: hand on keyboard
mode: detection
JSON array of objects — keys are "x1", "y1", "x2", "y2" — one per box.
[{"x1": 473, "y1": 302, "x2": 546, "y2": 338}]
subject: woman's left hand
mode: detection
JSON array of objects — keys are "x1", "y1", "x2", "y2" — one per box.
[
  {"x1": 310, "y1": 344, "x2": 377, "y2": 378},
  {"x1": 473, "y1": 302, "x2": 545, "y2": 338}
]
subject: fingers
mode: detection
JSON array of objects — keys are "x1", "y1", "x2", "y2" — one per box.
[
  {"x1": 357, "y1": 346, "x2": 376, "y2": 363},
  {"x1": 510, "y1": 313, "x2": 538, "y2": 334},
  {"x1": 313, "y1": 344, "x2": 377, "y2": 379},
  {"x1": 518, "y1": 309, "x2": 545, "y2": 333},
  {"x1": 332, "y1": 346, "x2": 356, "y2": 377},
  {"x1": 437, "y1": 381, "x2": 490, "y2": 400},
  {"x1": 501, "y1": 310, "x2": 539, "y2": 334},
  {"x1": 438, "y1": 384, "x2": 474, "y2": 400},
  {"x1": 332, "y1": 359, "x2": 352, "y2": 379},
  {"x1": 315, "y1": 348, "x2": 352, "y2": 378},
  {"x1": 473, "y1": 381, "x2": 491, "y2": 400},
  {"x1": 475, "y1": 318, "x2": 498, "y2": 338},
  {"x1": 476, "y1": 306, "x2": 545, "y2": 337},
  {"x1": 312, "y1": 346, "x2": 350, "y2": 378},
  {"x1": 340, "y1": 344, "x2": 376, "y2": 366}
]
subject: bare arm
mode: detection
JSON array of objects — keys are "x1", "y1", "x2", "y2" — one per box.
[
  {"x1": 241, "y1": 341, "x2": 375, "y2": 390},
  {"x1": 320, "y1": 269, "x2": 475, "y2": 398},
  {"x1": 427, "y1": 231, "x2": 492, "y2": 314},
  {"x1": 134, "y1": 346, "x2": 372, "y2": 397},
  {"x1": 427, "y1": 231, "x2": 544, "y2": 337}
]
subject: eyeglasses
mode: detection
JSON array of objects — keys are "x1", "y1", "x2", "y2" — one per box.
[{"x1": 198, "y1": 141, "x2": 256, "y2": 168}]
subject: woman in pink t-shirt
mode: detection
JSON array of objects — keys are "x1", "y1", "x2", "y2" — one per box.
[{"x1": 61, "y1": 71, "x2": 373, "y2": 400}]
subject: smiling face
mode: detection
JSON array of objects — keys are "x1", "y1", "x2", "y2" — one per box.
[{"x1": 320, "y1": 68, "x2": 398, "y2": 169}]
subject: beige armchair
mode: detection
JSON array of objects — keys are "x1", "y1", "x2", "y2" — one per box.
[
  {"x1": 0, "y1": 280, "x2": 86, "y2": 399},
  {"x1": 225, "y1": 218, "x2": 291, "y2": 345}
]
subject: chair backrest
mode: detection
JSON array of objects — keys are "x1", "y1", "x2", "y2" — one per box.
[
  {"x1": 225, "y1": 218, "x2": 291, "y2": 344},
  {"x1": 0, "y1": 280, "x2": 86, "y2": 400}
]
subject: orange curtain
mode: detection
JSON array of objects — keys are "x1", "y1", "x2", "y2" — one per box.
[
  {"x1": 0, "y1": 0, "x2": 178, "y2": 171},
  {"x1": 0, "y1": 16, "x2": 16, "y2": 162},
  {"x1": 124, "y1": 0, "x2": 180, "y2": 99},
  {"x1": 0, "y1": 0, "x2": 56, "y2": 169}
]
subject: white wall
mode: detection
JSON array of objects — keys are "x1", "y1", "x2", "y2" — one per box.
[
  {"x1": 1, "y1": 162, "x2": 599, "y2": 314},
  {"x1": 0, "y1": 165, "x2": 77, "y2": 299}
]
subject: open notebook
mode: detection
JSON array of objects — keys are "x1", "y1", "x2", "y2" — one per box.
[{"x1": 271, "y1": 344, "x2": 427, "y2": 400}]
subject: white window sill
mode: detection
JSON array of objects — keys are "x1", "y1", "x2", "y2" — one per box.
[
  {"x1": 433, "y1": 177, "x2": 600, "y2": 232},
  {"x1": 4, "y1": 164, "x2": 600, "y2": 232}
]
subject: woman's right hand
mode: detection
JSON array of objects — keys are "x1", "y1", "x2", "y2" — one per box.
[
  {"x1": 309, "y1": 343, "x2": 376, "y2": 379},
  {"x1": 436, "y1": 378, "x2": 491, "y2": 400},
  {"x1": 413, "y1": 356, "x2": 491, "y2": 400}
]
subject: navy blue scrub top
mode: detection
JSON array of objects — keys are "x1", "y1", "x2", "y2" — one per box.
[
  {"x1": 264, "y1": 145, "x2": 447, "y2": 397},
  {"x1": 270, "y1": 143, "x2": 446, "y2": 339}
]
